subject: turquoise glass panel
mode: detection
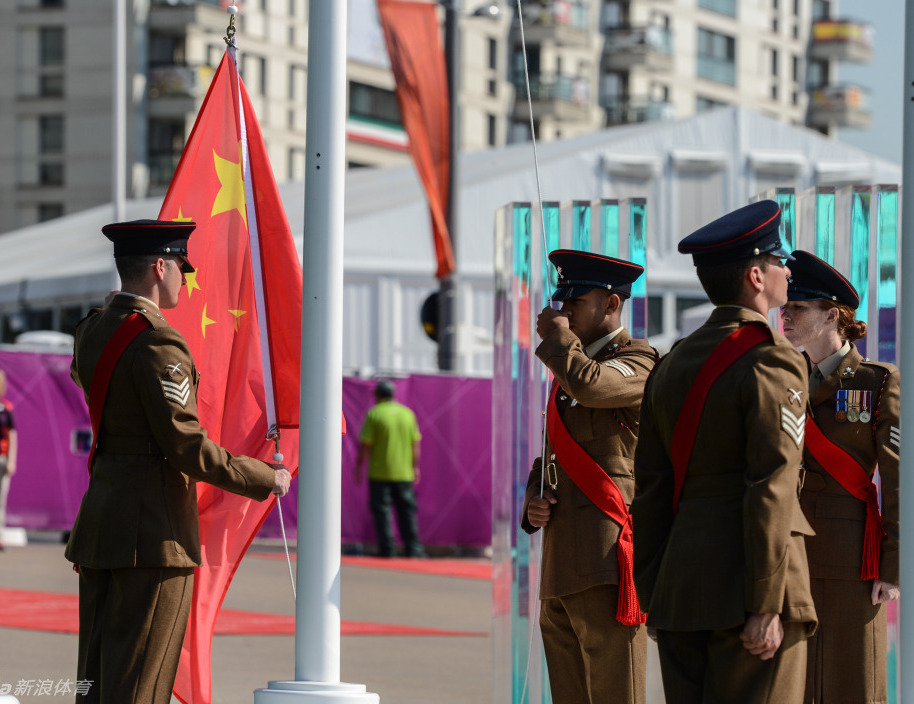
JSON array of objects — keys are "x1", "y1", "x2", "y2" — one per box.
[
  {"x1": 572, "y1": 200, "x2": 591, "y2": 251},
  {"x1": 628, "y1": 199, "x2": 648, "y2": 339},
  {"x1": 599, "y1": 200, "x2": 620, "y2": 258},
  {"x1": 848, "y1": 189, "x2": 871, "y2": 353},
  {"x1": 876, "y1": 186, "x2": 898, "y2": 365},
  {"x1": 542, "y1": 202, "x2": 561, "y2": 307},
  {"x1": 776, "y1": 188, "x2": 796, "y2": 250},
  {"x1": 815, "y1": 188, "x2": 836, "y2": 264}
]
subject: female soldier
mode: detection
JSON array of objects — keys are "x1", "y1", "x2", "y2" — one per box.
[{"x1": 780, "y1": 250, "x2": 899, "y2": 704}]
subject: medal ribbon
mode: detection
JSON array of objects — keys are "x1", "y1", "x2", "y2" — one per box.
[
  {"x1": 547, "y1": 382, "x2": 646, "y2": 625},
  {"x1": 804, "y1": 415, "x2": 884, "y2": 580}
]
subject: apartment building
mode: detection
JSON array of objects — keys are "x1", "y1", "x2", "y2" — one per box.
[{"x1": 0, "y1": 0, "x2": 870, "y2": 234}]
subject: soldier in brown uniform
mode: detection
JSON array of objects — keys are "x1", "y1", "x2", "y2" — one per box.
[
  {"x1": 781, "y1": 250, "x2": 899, "y2": 704},
  {"x1": 521, "y1": 249, "x2": 657, "y2": 704},
  {"x1": 65, "y1": 220, "x2": 292, "y2": 704},
  {"x1": 632, "y1": 201, "x2": 817, "y2": 704}
]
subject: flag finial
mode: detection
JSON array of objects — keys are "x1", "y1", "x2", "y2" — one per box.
[{"x1": 224, "y1": 4, "x2": 238, "y2": 46}]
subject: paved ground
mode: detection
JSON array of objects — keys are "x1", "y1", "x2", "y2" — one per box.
[{"x1": 0, "y1": 535, "x2": 664, "y2": 703}]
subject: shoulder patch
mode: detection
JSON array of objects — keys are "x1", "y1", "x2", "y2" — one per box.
[
  {"x1": 161, "y1": 376, "x2": 191, "y2": 407},
  {"x1": 604, "y1": 359, "x2": 636, "y2": 377},
  {"x1": 780, "y1": 405, "x2": 806, "y2": 448}
]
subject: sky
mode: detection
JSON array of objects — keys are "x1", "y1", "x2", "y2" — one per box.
[{"x1": 834, "y1": 0, "x2": 904, "y2": 163}]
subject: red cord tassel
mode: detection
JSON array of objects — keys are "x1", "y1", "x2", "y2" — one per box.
[
  {"x1": 616, "y1": 519, "x2": 647, "y2": 626},
  {"x1": 860, "y1": 502, "x2": 885, "y2": 581}
]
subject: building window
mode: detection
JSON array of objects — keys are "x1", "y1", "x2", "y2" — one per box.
[
  {"x1": 348, "y1": 82, "x2": 402, "y2": 127},
  {"x1": 487, "y1": 114, "x2": 497, "y2": 146},
  {"x1": 771, "y1": 48, "x2": 779, "y2": 76},
  {"x1": 38, "y1": 203, "x2": 64, "y2": 222},
  {"x1": 39, "y1": 27, "x2": 64, "y2": 66},
  {"x1": 771, "y1": 84, "x2": 779, "y2": 100},
  {"x1": 793, "y1": 55, "x2": 801, "y2": 82},
  {"x1": 697, "y1": 28, "x2": 736, "y2": 85},
  {"x1": 39, "y1": 74, "x2": 64, "y2": 97},
  {"x1": 241, "y1": 55, "x2": 267, "y2": 96},
  {"x1": 697, "y1": 95, "x2": 728, "y2": 112},
  {"x1": 40, "y1": 115, "x2": 64, "y2": 153},
  {"x1": 288, "y1": 147, "x2": 306, "y2": 180},
  {"x1": 488, "y1": 37, "x2": 498, "y2": 70},
  {"x1": 41, "y1": 0, "x2": 65, "y2": 6},
  {"x1": 813, "y1": 0, "x2": 831, "y2": 20},
  {"x1": 698, "y1": 0, "x2": 737, "y2": 17},
  {"x1": 149, "y1": 33, "x2": 184, "y2": 67},
  {"x1": 488, "y1": 79, "x2": 497, "y2": 97},
  {"x1": 39, "y1": 162, "x2": 64, "y2": 186},
  {"x1": 148, "y1": 119, "x2": 185, "y2": 187}
]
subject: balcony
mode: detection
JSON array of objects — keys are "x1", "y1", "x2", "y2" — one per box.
[
  {"x1": 808, "y1": 84, "x2": 872, "y2": 129},
  {"x1": 512, "y1": 72, "x2": 591, "y2": 122},
  {"x1": 516, "y1": 1, "x2": 592, "y2": 48},
  {"x1": 809, "y1": 19, "x2": 873, "y2": 64},
  {"x1": 601, "y1": 96, "x2": 674, "y2": 126},
  {"x1": 603, "y1": 26, "x2": 673, "y2": 72},
  {"x1": 148, "y1": 64, "x2": 215, "y2": 99},
  {"x1": 697, "y1": 55, "x2": 736, "y2": 86},
  {"x1": 149, "y1": 153, "x2": 182, "y2": 188}
]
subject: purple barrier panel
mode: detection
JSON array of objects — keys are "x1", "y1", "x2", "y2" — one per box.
[
  {"x1": 2, "y1": 350, "x2": 91, "y2": 532},
  {"x1": 260, "y1": 374, "x2": 493, "y2": 548}
]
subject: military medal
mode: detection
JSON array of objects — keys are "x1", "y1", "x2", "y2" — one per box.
[
  {"x1": 835, "y1": 389, "x2": 848, "y2": 422},
  {"x1": 847, "y1": 390, "x2": 860, "y2": 423},
  {"x1": 859, "y1": 390, "x2": 872, "y2": 423}
]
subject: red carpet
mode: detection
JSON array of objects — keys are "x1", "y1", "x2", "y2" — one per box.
[
  {"x1": 0, "y1": 588, "x2": 484, "y2": 637},
  {"x1": 253, "y1": 553, "x2": 492, "y2": 580}
]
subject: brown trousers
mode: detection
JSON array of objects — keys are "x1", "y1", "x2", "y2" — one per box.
[
  {"x1": 76, "y1": 565, "x2": 194, "y2": 704},
  {"x1": 804, "y1": 577, "x2": 887, "y2": 704},
  {"x1": 656, "y1": 621, "x2": 808, "y2": 704},
  {"x1": 540, "y1": 583, "x2": 647, "y2": 704}
]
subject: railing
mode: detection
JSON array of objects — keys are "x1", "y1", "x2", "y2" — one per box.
[
  {"x1": 519, "y1": 1, "x2": 590, "y2": 31},
  {"x1": 810, "y1": 83, "x2": 872, "y2": 112},
  {"x1": 147, "y1": 64, "x2": 215, "y2": 98},
  {"x1": 601, "y1": 96, "x2": 674, "y2": 124},
  {"x1": 697, "y1": 55, "x2": 736, "y2": 86},
  {"x1": 604, "y1": 25, "x2": 673, "y2": 54},
  {"x1": 512, "y1": 73, "x2": 590, "y2": 106}
]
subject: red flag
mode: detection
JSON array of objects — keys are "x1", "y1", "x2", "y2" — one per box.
[
  {"x1": 377, "y1": 0, "x2": 455, "y2": 279},
  {"x1": 157, "y1": 48, "x2": 301, "y2": 704}
]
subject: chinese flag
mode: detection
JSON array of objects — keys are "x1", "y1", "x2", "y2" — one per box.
[
  {"x1": 157, "y1": 48, "x2": 301, "y2": 704},
  {"x1": 377, "y1": 0, "x2": 454, "y2": 279}
]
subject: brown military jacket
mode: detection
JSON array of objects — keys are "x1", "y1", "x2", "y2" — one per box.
[
  {"x1": 632, "y1": 306, "x2": 817, "y2": 632},
  {"x1": 801, "y1": 344, "x2": 900, "y2": 584},
  {"x1": 65, "y1": 294, "x2": 275, "y2": 569},
  {"x1": 521, "y1": 327, "x2": 658, "y2": 599}
]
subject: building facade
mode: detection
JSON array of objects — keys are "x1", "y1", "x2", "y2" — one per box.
[{"x1": 0, "y1": 0, "x2": 871, "y2": 234}]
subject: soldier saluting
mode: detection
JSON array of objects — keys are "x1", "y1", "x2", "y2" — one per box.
[
  {"x1": 633, "y1": 201, "x2": 817, "y2": 704},
  {"x1": 66, "y1": 220, "x2": 291, "y2": 704},
  {"x1": 522, "y1": 250, "x2": 657, "y2": 704}
]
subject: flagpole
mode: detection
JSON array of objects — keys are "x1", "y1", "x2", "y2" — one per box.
[
  {"x1": 112, "y1": 0, "x2": 126, "y2": 222},
  {"x1": 255, "y1": 2, "x2": 377, "y2": 701},
  {"x1": 898, "y1": 2, "x2": 914, "y2": 699}
]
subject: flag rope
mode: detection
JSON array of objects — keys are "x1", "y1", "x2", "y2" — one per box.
[{"x1": 268, "y1": 426, "x2": 297, "y2": 602}]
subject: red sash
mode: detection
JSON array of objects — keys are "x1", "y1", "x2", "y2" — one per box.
[
  {"x1": 671, "y1": 324, "x2": 772, "y2": 513},
  {"x1": 86, "y1": 313, "x2": 152, "y2": 472},
  {"x1": 546, "y1": 383, "x2": 646, "y2": 625},
  {"x1": 804, "y1": 416, "x2": 884, "y2": 580}
]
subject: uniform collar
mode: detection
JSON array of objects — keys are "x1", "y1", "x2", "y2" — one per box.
[
  {"x1": 110, "y1": 292, "x2": 160, "y2": 313},
  {"x1": 708, "y1": 305, "x2": 771, "y2": 326},
  {"x1": 813, "y1": 341, "x2": 852, "y2": 381},
  {"x1": 812, "y1": 342, "x2": 861, "y2": 407},
  {"x1": 586, "y1": 326, "x2": 625, "y2": 358}
]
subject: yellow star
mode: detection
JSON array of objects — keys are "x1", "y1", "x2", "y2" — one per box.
[
  {"x1": 172, "y1": 208, "x2": 194, "y2": 223},
  {"x1": 211, "y1": 143, "x2": 248, "y2": 228},
  {"x1": 201, "y1": 304, "x2": 216, "y2": 338},
  {"x1": 185, "y1": 271, "x2": 201, "y2": 299},
  {"x1": 229, "y1": 309, "x2": 247, "y2": 331}
]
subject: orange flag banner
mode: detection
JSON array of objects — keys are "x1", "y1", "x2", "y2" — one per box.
[
  {"x1": 157, "y1": 47, "x2": 302, "y2": 704},
  {"x1": 377, "y1": 0, "x2": 455, "y2": 279}
]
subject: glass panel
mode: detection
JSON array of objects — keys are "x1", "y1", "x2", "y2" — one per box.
[
  {"x1": 628, "y1": 198, "x2": 648, "y2": 339},
  {"x1": 814, "y1": 187, "x2": 836, "y2": 264},
  {"x1": 847, "y1": 187, "x2": 871, "y2": 354},
  {"x1": 599, "y1": 199, "x2": 620, "y2": 258},
  {"x1": 876, "y1": 186, "x2": 898, "y2": 364},
  {"x1": 572, "y1": 201, "x2": 591, "y2": 251}
]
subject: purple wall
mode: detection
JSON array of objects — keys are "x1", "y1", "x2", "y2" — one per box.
[{"x1": 3, "y1": 352, "x2": 493, "y2": 548}]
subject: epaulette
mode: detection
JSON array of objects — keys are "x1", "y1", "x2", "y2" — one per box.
[{"x1": 134, "y1": 306, "x2": 170, "y2": 330}]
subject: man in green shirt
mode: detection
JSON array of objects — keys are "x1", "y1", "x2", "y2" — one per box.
[{"x1": 356, "y1": 381, "x2": 423, "y2": 557}]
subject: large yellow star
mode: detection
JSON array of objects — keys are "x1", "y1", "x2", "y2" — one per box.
[
  {"x1": 211, "y1": 142, "x2": 248, "y2": 228},
  {"x1": 185, "y1": 271, "x2": 201, "y2": 299},
  {"x1": 229, "y1": 309, "x2": 247, "y2": 331},
  {"x1": 201, "y1": 304, "x2": 216, "y2": 338}
]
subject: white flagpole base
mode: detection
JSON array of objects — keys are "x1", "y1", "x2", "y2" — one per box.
[{"x1": 254, "y1": 681, "x2": 379, "y2": 702}]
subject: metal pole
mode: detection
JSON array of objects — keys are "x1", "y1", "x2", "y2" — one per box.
[
  {"x1": 437, "y1": 0, "x2": 460, "y2": 371},
  {"x1": 112, "y1": 0, "x2": 126, "y2": 221},
  {"x1": 898, "y1": 3, "x2": 914, "y2": 699},
  {"x1": 255, "y1": 1, "x2": 376, "y2": 701}
]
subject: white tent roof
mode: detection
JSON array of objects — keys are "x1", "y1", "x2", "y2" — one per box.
[{"x1": 0, "y1": 106, "x2": 900, "y2": 311}]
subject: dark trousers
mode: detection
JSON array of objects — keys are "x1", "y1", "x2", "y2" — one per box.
[
  {"x1": 656, "y1": 621, "x2": 808, "y2": 704},
  {"x1": 369, "y1": 479, "x2": 422, "y2": 557},
  {"x1": 77, "y1": 565, "x2": 194, "y2": 704}
]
